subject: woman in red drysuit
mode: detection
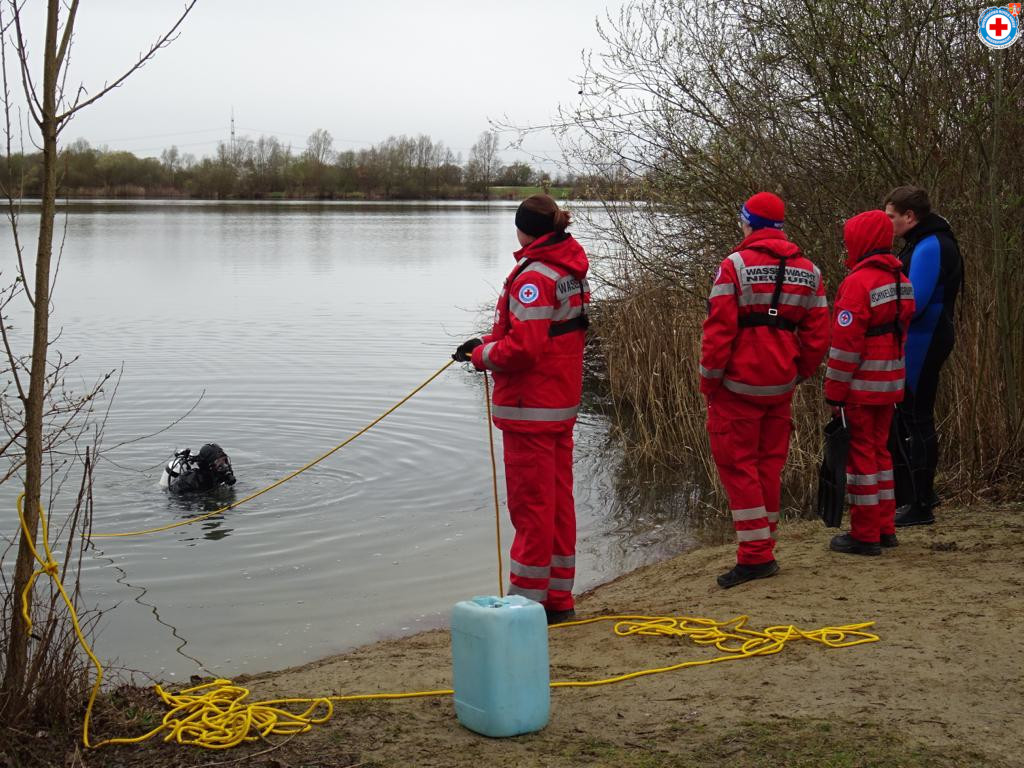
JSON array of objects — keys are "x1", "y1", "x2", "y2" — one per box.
[{"x1": 453, "y1": 194, "x2": 590, "y2": 624}]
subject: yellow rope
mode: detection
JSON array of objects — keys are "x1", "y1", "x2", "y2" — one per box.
[
  {"x1": 12, "y1": 357, "x2": 881, "y2": 751},
  {"x1": 482, "y1": 371, "x2": 504, "y2": 597},
  {"x1": 17, "y1": 489, "x2": 880, "y2": 750},
  {"x1": 18, "y1": 494, "x2": 109, "y2": 749},
  {"x1": 92, "y1": 360, "x2": 456, "y2": 538}
]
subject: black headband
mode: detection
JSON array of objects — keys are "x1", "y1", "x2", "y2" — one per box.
[{"x1": 515, "y1": 203, "x2": 555, "y2": 238}]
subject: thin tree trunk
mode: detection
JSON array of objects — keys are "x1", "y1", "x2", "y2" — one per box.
[{"x1": 1, "y1": 0, "x2": 60, "y2": 713}]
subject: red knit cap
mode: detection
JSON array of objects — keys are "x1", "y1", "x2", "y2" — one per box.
[{"x1": 743, "y1": 192, "x2": 785, "y2": 223}]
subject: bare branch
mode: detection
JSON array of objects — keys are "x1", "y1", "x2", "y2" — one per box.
[
  {"x1": 9, "y1": 0, "x2": 43, "y2": 125},
  {"x1": 53, "y1": 0, "x2": 77, "y2": 75},
  {"x1": 55, "y1": 0, "x2": 198, "y2": 124}
]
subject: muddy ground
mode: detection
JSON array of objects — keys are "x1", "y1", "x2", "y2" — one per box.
[{"x1": 13, "y1": 503, "x2": 1024, "y2": 767}]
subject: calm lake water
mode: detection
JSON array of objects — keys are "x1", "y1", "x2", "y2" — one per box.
[{"x1": 1, "y1": 200, "x2": 722, "y2": 682}]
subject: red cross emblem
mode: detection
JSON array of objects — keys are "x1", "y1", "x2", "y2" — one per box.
[
  {"x1": 1009, "y1": 3, "x2": 1021, "y2": 18},
  {"x1": 990, "y1": 14, "x2": 1010, "y2": 36}
]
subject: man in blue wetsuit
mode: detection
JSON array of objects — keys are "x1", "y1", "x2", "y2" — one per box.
[{"x1": 883, "y1": 187, "x2": 963, "y2": 526}]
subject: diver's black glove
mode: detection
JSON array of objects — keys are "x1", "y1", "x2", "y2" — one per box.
[{"x1": 453, "y1": 338, "x2": 483, "y2": 362}]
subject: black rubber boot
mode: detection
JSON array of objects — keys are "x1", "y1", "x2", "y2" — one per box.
[
  {"x1": 894, "y1": 504, "x2": 936, "y2": 527},
  {"x1": 545, "y1": 608, "x2": 576, "y2": 625},
  {"x1": 716, "y1": 560, "x2": 779, "y2": 589},
  {"x1": 880, "y1": 533, "x2": 899, "y2": 548},
  {"x1": 830, "y1": 533, "x2": 882, "y2": 556}
]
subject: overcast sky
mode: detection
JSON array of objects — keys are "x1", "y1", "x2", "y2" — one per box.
[{"x1": 11, "y1": 1, "x2": 624, "y2": 166}]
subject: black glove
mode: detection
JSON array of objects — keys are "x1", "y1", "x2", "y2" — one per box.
[{"x1": 452, "y1": 338, "x2": 483, "y2": 362}]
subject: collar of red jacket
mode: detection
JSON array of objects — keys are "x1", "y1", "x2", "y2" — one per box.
[
  {"x1": 513, "y1": 231, "x2": 589, "y2": 279},
  {"x1": 735, "y1": 226, "x2": 798, "y2": 255},
  {"x1": 851, "y1": 251, "x2": 904, "y2": 273}
]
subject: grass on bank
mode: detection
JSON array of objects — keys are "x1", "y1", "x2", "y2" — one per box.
[{"x1": 488, "y1": 186, "x2": 574, "y2": 200}]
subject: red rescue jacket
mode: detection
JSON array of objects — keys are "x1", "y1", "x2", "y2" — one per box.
[
  {"x1": 825, "y1": 211, "x2": 916, "y2": 405},
  {"x1": 699, "y1": 229, "x2": 830, "y2": 404},
  {"x1": 471, "y1": 232, "x2": 590, "y2": 433}
]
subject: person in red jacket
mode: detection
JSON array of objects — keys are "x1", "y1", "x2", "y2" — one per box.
[
  {"x1": 700, "y1": 192, "x2": 830, "y2": 588},
  {"x1": 452, "y1": 194, "x2": 590, "y2": 624},
  {"x1": 825, "y1": 209, "x2": 916, "y2": 554}
]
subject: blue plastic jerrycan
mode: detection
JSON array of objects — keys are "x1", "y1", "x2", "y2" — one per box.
[{"x1": 450, "y1": 594, "x2": 550, "y2": 737}]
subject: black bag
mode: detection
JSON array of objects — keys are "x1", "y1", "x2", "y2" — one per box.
[{"x1": 816, "y1": 410, "x2": 850, "y2": 528}]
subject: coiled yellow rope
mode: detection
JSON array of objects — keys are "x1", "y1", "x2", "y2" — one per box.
[{"x1": 17, "y1": 493, "x2": 878, "y2": 750}]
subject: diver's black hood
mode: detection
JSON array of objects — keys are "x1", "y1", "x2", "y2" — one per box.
[{"x1": 196, "y1": 443, "x2": 235, "y2": 485}]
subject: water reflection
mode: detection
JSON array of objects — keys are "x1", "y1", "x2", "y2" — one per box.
[
  {"x1": 0, "y1": 200, "x2": 724, "y2": 681},
  {"x1": 165, "y1": 488, "x2": 236, "y2": 543}
]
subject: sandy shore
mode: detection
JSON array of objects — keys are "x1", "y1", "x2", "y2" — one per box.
[{"x1": 63, "y1": 502, "x2": 1024, "y2": 767}]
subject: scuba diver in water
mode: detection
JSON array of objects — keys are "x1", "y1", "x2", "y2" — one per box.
[{"x1": 160, "y1": 443, "x2": 236, "y2": 494}]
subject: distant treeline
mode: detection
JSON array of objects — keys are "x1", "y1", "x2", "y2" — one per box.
[{"x1": 0, "y1": 129, "x2": 602, "y2": 200}]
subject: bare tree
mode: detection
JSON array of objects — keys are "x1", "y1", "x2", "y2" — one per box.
[
  {"x1": 503, "y1": 0, "x2": 1024, "y2": 499},
  {"x1": 0, "y1": 0, "x2": 197, "y2": 719},
  {"x1": 466, "y1": 130, "x2": 501, "y2": 197},
  {"x1": 303, "y1": 127, "x2": 335, "y2": 197}
]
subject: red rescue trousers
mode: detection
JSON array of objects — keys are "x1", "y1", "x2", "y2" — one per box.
[
  {"x1": 844, "y1": 404, "x2": 896, "y2": 544},
  {"x1": 503, "y1": 429, "x2": 576, "y2": 611},
  {"x1": 707, "y1": 389, "x2": 792, "y2": 565}
]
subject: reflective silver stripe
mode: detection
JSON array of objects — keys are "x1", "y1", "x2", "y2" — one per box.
[
  {"x1": 825, "y1": 368, "x2": 854, "y2": 382},
  {"x1": 507, "y1": 584, "x2": 547, "y2": 602},
  {"x1": 731, "y1": 506, "x2": 767, "y2": 522},
  {"x1": 551, "y1": 554, "x2": 576, "y2": 568},
  {"x1": 727, "y1": 252, "x2": 746, "y2": 272},
  {"x1": 859, "y1": 359, "x2": 904, "y2": 372},
  {"x1": 878, "y1": 489, "x2": 895, "y2": 500},
  {"x1": 700, "y1": 364, "x2": 725, "y2": 379},
  {"x1": 492, "y1": 405, "x2": 579, "y2": 421},
  {"x1": 877, "y1": 469, "x2": 894, "y2": 482},
  {"x1": 736, "y1": 527, "x2": 772, "y2": 542},
  {"x1": 846, "y1": 493, "x2": 880, "y2": 505},
  {"x1": 869, "y1": 282, "x2": 915, "y2": 307},
  {"x1": 829, "y1": 348, "x2": 861, "y2": 364},
  {"x1": 846, "y1": 472, "x2": 878, "y2": 485},
  {"x1": 510, "y1": 560, "x2": 550, "y2": 579},
  {"x1": 481, "y1": 342, "x2": 502, "y2": 372},
  {"x1": 509, "y1": 298, "x2": 554, "y2": 322},
  {"x1": 549, "y1": 577, "x2": 574, "y2": 591},
  {"x1": 737, "y1": 291, "x2": 814, "y2": 308},
  {"x1": 551, "y1": 303, "x2": 583, "y2": 322},
  {"x1": 520, "y1": 262, "x2": 561, "y2": 281},
  {"x1": 727, "y1": 252, "x2": 752, "y2": 306},
  {"x1": 709, "y1": 283, "x2": 736, "y2": 299},
  {"x1": 766, "y1": 511, "x2": 780, "y2": 523},
  {"x1": 808, "y1": 294, "x2": 829, "y2": 308},
  {"x1": 851, "y1": 378, "x2": 904, "y2": 392},
  {"x1": 722, "y1": 377, "x2": 797, "y2": 397}
]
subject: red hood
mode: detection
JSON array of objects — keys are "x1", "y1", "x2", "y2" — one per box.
[
  {"x1": 843, "y1": 210, "x2": 895, "y2": 269},
  {"x1": 514, "y1": 232, "x2": 589, "y2": 279},
  {"x1": 735, "y1": 227, "x2": 802, "y2": 258}
]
